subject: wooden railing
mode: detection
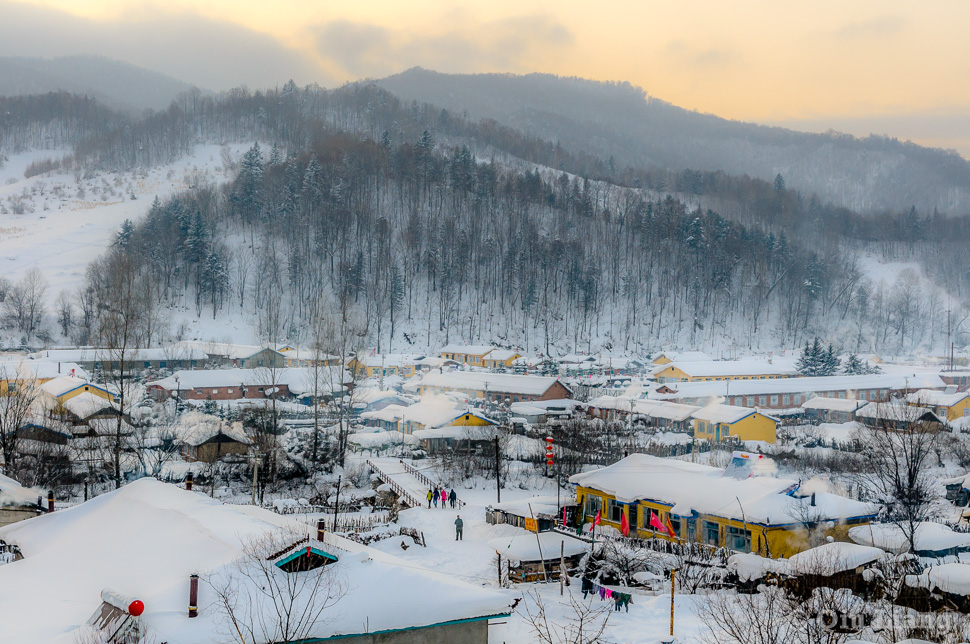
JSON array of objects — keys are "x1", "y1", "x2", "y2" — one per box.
[
  {"x1": 400, "y1": 459, "x2": 466, "y2": 508},
  {"x1": 366, "y1": 459, "x2": 422, "y2": 508}
]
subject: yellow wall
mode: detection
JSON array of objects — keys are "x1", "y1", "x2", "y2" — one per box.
[
  {"x1": 654, "y1": 365, "x2": 793, "y2": 383},
  {"x1": 59, "y1": 384, "x2": 115, "y2": 404},
  {"x1": 693, "y1": 413, "x2": 776, "y2": 443},
  {"x1": 947, "y1": 397, "x2": 970, "y2": 421},
  {"x1": 576, "y1": 486, "x2": 867, "y2": 558},
  {"x1": 653, "y1": 355, "x2": 672, "y2": 365},
  {"x1": 484, "y1": 353, "x2": 520, "y2": 368}
]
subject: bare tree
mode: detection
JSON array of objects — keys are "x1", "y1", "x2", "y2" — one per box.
[
  {"x1": 209, "y1": 530, "x2": 346, "y2": 644},
  {"x1": 855, "y1": 415, "x2": 943, "y2": 554},
  {"x1": 0, "y1": 368, "x2": 40, "y2": 473},
  {"x1": 2, "y1": 268, "x2": 48, "y2": 337},
  {"x1": 519, "y1": 587, "x2": 612, "y2": 644}
]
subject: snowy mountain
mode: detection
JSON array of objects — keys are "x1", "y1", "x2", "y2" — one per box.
[
  {"x1": 0, "y1": 56, "x2": 198, "y2": 114},
  {"x1": 376, "y1": 68, "x2": 970, "y2": 216}
]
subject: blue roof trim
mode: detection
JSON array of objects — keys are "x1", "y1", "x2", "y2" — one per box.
[
  {"x1": 274, "y1": 546, "x2": 339, "y2": 568},
  {"x1": 289, "y1": 613, "x2": 512, "y2": 642}
]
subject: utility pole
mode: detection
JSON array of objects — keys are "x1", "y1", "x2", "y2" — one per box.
[
  {"x1": 494, "y1": 435, "x2": 501, "y2": 503},
  {"x1": 332, "y1": 474, "x2": 341, "y2": 532},
  {"x1": 669, "y1": 569, "x2": 676, "y2": 636}
]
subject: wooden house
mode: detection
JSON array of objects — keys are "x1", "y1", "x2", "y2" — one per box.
[
  {"x1": 438, "y1": 344, "x2": 496, "y2": 366},
  {"x1": 856, "y1": 402, "x2": 943, "y2": 430},
  {"x1": 0, "y1": 473, "x2": 44, "y2": 528},
  {"x1": 482, "y1": 350, "x2": 522, "y2": 369},
  {"x1": 412, "y1": 371, "x2": 572, "y2": 403},
  {"x1": 177, "y1": 420, "x2": 251, "y2": 463},
  {"x1": 490, "y1": 532, "x2": 588, "y2": 582},
  {"x1": 906, "y1": 389, "x2": 970, "y2": 423}
]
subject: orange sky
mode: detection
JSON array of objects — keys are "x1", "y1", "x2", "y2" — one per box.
[{"x1": 8, "y1": 0, "x2": 970, "y2": 152}]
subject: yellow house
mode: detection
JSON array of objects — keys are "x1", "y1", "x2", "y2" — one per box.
[
  {"x1": 906, "y1": 389, "x2": 970, "y2": 422},
  {"x1": 651, "y1": 351, "x2": 712, "y2": 366},
  {"x1": 653, "y1": 359, "x2": 798, "y2": 383},
  {"x1": 569, "y1": 454, "x2": 877, "y2": 558},
  {"x1": 347, "y1": 354, "x2": 420, "y2": 379},
  {"x1": 39, "y1": 376, "x2": 115, "y2": 414},
  {"x1": 482, "y1": 350, "x2": 521, "y2": 369},
  {"x1": 439, "y1": 344, "x2": 496, "y2": 367},
  {"x1": 0, "y1": 361, "x2": 89, "y2": 395},
  {"x1": 692, "y1": 404, "x2": 778, "y2": 443}
]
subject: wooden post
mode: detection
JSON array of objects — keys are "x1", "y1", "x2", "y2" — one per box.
[
  {"x1": 494, "y1": 435, "x2": 501, "y2": 503},
  {"x1": 332, "y1": 475, "x2": 341, "y2": 532},
  {"x1": 497, "y1": 554, "x2": 502, "y2": 585},
  {"x1": 47, "y1": 490, "x2": 54, "y2": 513},
  {"x1": 185, "y1": 472, "x2": 193, "y2": 491},
  {"x1": 670, "y1": 569, "x2": 676, "y2": 636},
  {"x1": 188, "y1": 574, "x2": 199, "y2": 618},
  {"x1": 528, "y1": 504, "x2": 548, "y2": 583},
  {"x1": 560, "y1": 541, "x2": 565, "y2": 596}
]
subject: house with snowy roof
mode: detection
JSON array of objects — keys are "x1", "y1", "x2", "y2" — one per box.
[
  {"x1": 174, "y1": 413, "x2": 252, "y2": 463},
  {"x1": 438, "y1": 343, "x2": 496, "y2": 366},
  {"x1": 0, "y1": 472, "x2": 44, "y2": 528},
  {"x1": 174, "y1": 341, "x2": 286, "y2": 368},
  {"x1": 651, "y1": 350, "x2": 713, "y2": 365},
  {"x1": 481, "y1": 349, "x2": 521, "y2": 369},
  {"x1": 27, "y1": 347, "x2": 208, "y2": 372},
  {"x1": 652, "y1": 357, "x2": 799, "y2": 383},
  {"x1": 411, "y1": 371, "x2": 572, "y2": 403},
  {"x1": 347, "y1": 353, "x2": 427, "y2": 378},
  {"x1": 691, "y1": 403, "x2": 778, "y2": 443},
  {"x1": 0, "y1": 360, "x2": 89, "y2": 394},
  {"x1": 569, "y1": 453, "x2": 877, "y2": 558},
  {"x1": 906, "y1": 388, "x2": 970, "y2": 423},
  {"x1": 0, "y1": 478, "x2": 512, "y2": 643},
  {"x1": 37, "y1": 376, "x2": 116, "y2": 416},
  {"x1": 855, "y1": 401, "x2": 943, "y2": 430}
]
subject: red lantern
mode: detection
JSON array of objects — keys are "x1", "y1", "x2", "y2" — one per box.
[
  {"x1": 546, "y1": 459, "x2": 554, "y2": 466},
  {"x1": 128, "y1": 600, "x2": 145, "y2": 617}
]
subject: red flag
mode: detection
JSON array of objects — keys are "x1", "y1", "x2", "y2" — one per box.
[
  {"x1": 620, "y1": 510, "x2": 630, "y2": 537},
  {"x1": 593, "y1": 510, "x2": 601, "y2": 526},
  {"x1": 649, "y1": 511, "x2": 669, "y2": 534},
  {"x1": 562, "y1": 506, "x2": 568, "y2": 527},
  {"x1": 665, "y1": 514, "x2": 676, "y2": 538}
]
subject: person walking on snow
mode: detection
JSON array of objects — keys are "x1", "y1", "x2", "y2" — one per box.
[
  {"x1": 449, "y1": 489, "x2": 457, "y2": 508},
  {"x1": 427, "y1": 489, "x2": 433, "y2": 508},
  {"x1": 432, "y1": 489, "x2": 439, "y2": 507},
  {"x1": 455, "y1": 515, "x2": 463, "y2": 540},
  {"x1": 440, "y1": 488, "x2": 447, "y2": 509}
]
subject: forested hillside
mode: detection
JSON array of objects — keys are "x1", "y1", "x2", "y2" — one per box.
[
  {"x1": 377, "y1": 68, "x2": 970, "y2": 216},
  {"x1": 25, "y1": 82, "x2": 965, "y2": 356}
]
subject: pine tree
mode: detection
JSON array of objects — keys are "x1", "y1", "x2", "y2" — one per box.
[
  {"x1": 796, "y1": 338, "x2": 825, "y2": 376},
  {"x1": 843, "y1": 354, "x2": 881, "y2": 375},
  {"x1": 821, "y1": 344, "x2": 841, "y2": 376}
]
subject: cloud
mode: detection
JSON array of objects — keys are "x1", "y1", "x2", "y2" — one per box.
[
  {"x1": 0, "y1": 1, "x2": 332, "y2": 90},
  {"x1": 313, "y1": 14, "x2": 574, "y2": 79},
  {"x1": 664, "y1": 40, "x2": 738, "y2": 69},
  {"x1": 834, "y1": 15, "x2": 907, "y2": 40}
]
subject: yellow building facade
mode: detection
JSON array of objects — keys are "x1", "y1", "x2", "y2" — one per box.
[
  {"x1": 693, "y1": 410, "x2": 778, "y2": 443},
  {"x1": 654, "y1": 364, "x2": 795, "y2": 383}
]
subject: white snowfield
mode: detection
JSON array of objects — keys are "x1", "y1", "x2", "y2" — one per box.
[
  {"x1": 0, "y1": 478, "x2": 512, "y2": 644},
  {"x1": 0, "y1": 145, "x2": 241, "y2": 304}
]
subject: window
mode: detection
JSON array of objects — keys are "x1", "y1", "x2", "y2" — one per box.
[
  {"x1": 759, "y1": 395, "x2": 767, "y2": 406},
  {"x1": 770, "y1": 395, "x2": 779, "y2": 406},
  {"x1": 727, "y1": 526, "x2": 750, "y2": 551},
  {"x1": 669, "y1": 515, "x2": 682, "y2": 538},
  {"x1": 585, "y1": 495, "x2": 602, "y2": 517},
  {"x1": 144, "y1": 362, "x2": 151, "y2": 368},
  {"x1": 228, "y1": 388, "x2": 234, "y2": 394},
  {"x1": 196, "y1": 390, "x2": 203, "y2": 395},
  {"x1": 7, "y1": 381, "x2": 17, "y2": 393},
  {"x1": 839, "y1": 391, "x2": 846, "y2": 399},
  {"x1": 782, "y1": 394, "x2": 790, "y2": 405},
  {"x1": 160, "y1": 361, "x2": 167, "y2": 368},
  {"x1": 686, "y1": 519, "x2": 697, "y2": 542},
  {"x1": 607, "y1": 499, "x2": 624, "y2": 523},
  {"x1": 704, "y1": 521, "x2": 720, "y2": 546}
]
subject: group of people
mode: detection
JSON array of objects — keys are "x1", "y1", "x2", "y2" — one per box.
[
  {"x1": 427, "y1": 487, "x2": 458, "y2": 509},
  {"x1": 580, "y1": 575, "x2": 633, "y2": 613}
]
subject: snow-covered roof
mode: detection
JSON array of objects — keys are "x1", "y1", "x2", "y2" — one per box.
[
  {"x1": 587, "y1": 396, "x2": 700, "y2": 422},
  {"x1": 0, "y1": 360, "x2": 89, "y2": 381},
  {"x1": 801, "y1": 397, "x2": 868, "y2": 413},
  {"x1": 568, "y1": 454, "x2": 877, "y2": 525},
  {"x1": 361, "y1": 395, "x2": 494, "y2": 430},
  {"x1": 485, "y1": 349, "x2": 520, "y2": 361},
  {"x1": 0, "y1": 472, "x2": 43, "y2": 509},
  {"x1": 174, "y1": 412, "x2": 252, "y2": 447},
  {"x1": 728, "y1": 553, "x2": 793, "y2": 582},
  {"x1": 412, "y1": 423, "x2": 498, "y2": 440},
  {"x1": 656, "y1": 357, "x2": 799, "y2": 378},
  {"x1": 652, "y1": 351, "x2": 713, "y2": 363},
  {"x1": 148, "y1": 368, "x2": 349, "y2": 395},
  {"x1": 27, "y1": 347, "x2": 209, "y2": 363},
  {"x1": 61, "y1": 392, "x2": 120, "y2": 419},
  {"x1": 489, "y1": 532, "x2": 588, "y2": 562},
  {"x1": 691, "y1": 403, "x2": 763, "y2": 424},
  {"x1": 652, "y1": 373, "x2": 947, "y2": 402},
  {"x1": 787, "y1": 542, "x2": 887, "y2": 576},
  {"x1": 174, "y1": 341, "x2": 276, "y2": 360},
  {"x1": 855, "y1": 402, "x2": 942, "y2": 423},
  {"x1": 906, "y1": 563, "x2": 970, "y2": 596},
  {"x1": 438, "y1": 344, "x2": 495, "y2": 356},
  {"x1": 411, "y1": 371, "x2": 568, "y2": 396},
  {"x1": 906, "y1": 389, "x2": 970, "y2": 407},
  {"x1": 0, "y1": 479, "x2": 511, "y2": 643},
  {"x1": 848, "y1": 522, "x2": 970, "y2": 554},
  {"x1": 39, "y1": 376, "x2": 112, "y2": 399},
  {"x1": 353, "y1": 353, "x2": 426, "y2": 368}
]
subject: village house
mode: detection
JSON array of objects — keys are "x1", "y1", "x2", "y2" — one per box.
[
  {"x1": 27, "y1": 347, "x2": 208, "y2": 372},
  {"x1": 691, "y1": 404, "x2": 778, "y2": 443},
  {"x1": 438, "y1": 344, "x2": 496, "y2": 366},
  {"x1": 410, "y1": 371, "x2": 572, "y2": 403},
  {"x1": 347, "y1": 353, "x2": 426, "y2": 378},
  {"x1": 586, "y1": 395, "x2": 699, "y2": 433},
  {"x1": 37, "y1": 376, "x2": 115, "y2": 415},
  {"x1": 361, "y1": 395, "x2": 496, "y2": 437},
  {"x1": 489, "y1": 532, "x2": 588, "y2": 582},
  {"x1": 174, "y1": 341, "x2": 285, "y2": 368},
  {"x1": 176, "y1": 417, "x2": 252, "y2": 463},
  {"x1": 486, "y1": 496, "x2": 577, "y2": 533},
  {"x1": 855, "y1": 401, "x2": 944, "y2": 430},
  {"x1": 147, "y1": 367, "x2": 349, "y2": 403},
  {"x1": 569, "y1": 453, "x2": 877, "y2": 558},
  {"x1": 651, "y1": 351, "x2": 713, "y2": 365},
  {"x1": 0, "y1": 474, "x2": 45, "y2": 528},
  {"x1": 651, "y1": 373, "x2": 946, "y2": 409},
  {"x1": 0, "y1": 479, "x2": 512, "y2": 643},
  {"x1": 0, "y1": 360, "x2": 89, "y2": 394},
  {"x1": 800, "y1": 397, "x2": 867, "y2": 423},
  {"x1": 481, "y1": 349, "x2": 522, "y2": 369},
  {"x1": 652, "y1": 357, "x2": 800, "y2": 383},
  {"x1": 906, "y1": 388, "x2": 970, "y2": 423}
]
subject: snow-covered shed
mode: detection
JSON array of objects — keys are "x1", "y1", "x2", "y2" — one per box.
[
  {"x1": 848, "y1": 522, "x2": 970, "y2": 557},
  {"x1": 490, "y1": 532, "x2": 589, "y2": 582},
  {"x1": 0, "y1": 472, "x2": 44, "y2": 528},
  {"x1": 855, "y1": 402, "x2": 943, "y2": 429},
  {"x1": 0, "y1": 479, "x2": 512, "y2": 643}
]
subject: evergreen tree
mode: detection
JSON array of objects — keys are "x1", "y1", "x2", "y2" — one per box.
[
  {"x1": 796, "y1": 337, "x2": 825, "y2": 376},
  {"x1": 843, "y1": 353, "x2": 881, "y2": 375},
  {"x1": 821, "y1": 344, "x2": 841, "y2": 376}
]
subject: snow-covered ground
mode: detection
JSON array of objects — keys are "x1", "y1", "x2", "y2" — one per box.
[{"x1": 0, "y1": 145, "x2": 244, "y2": 305}]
